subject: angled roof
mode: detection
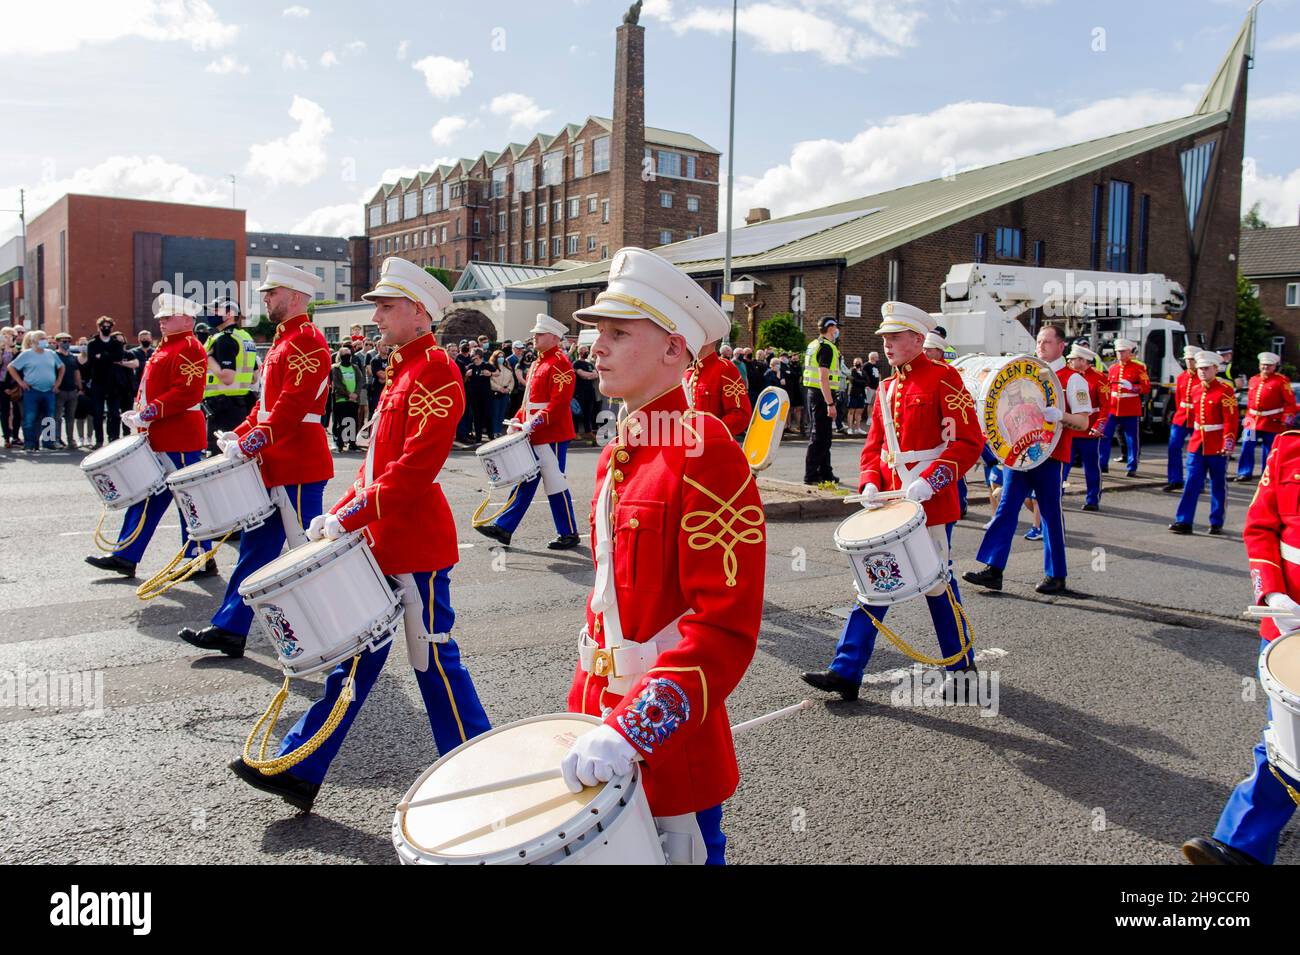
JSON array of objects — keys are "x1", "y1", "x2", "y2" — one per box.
[
  {"x1": 1240, "y1": 226, "x2": 1300, "y2": 278},
  {"x1": 452, "y1": 261, "x2": 564, "y2": 293},
  {"x1": 1197, "y1": 2, "x2": 1258, "y2": 115},
  {"x1": 589, "y1": 116, "x2": 719, "y2": 154},
  {"x1": 247, "y1": 232, "x2": 350, "y2": 255}
]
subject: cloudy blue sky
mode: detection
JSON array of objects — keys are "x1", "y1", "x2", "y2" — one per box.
[{"x1": 2, "y1": 0, "x2": 1297, "y2": 244}]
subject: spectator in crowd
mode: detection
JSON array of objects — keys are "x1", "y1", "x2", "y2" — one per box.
[
  {"x1": 764, "y1": 355, "x2": 787, "y2": 393},
  {"x1": 464, "y1": 347, "x2": 495, "y2": 443},
  {"x1": 786, "y1": 351, "x2": 805, "y2": 435},
  {"x1": 368, "y1": 342, "x2": 390, "y2": 409},
  {"x1": 84, "y1": 316, "x2": 130, "y2": 447},
  {"x1": 330, "y1": 346, "x2": 363, "y2": 452},
  {"x1": 488, "y1": 348, "x2": 513, "y2": 438},
  {"x1": 348, "y1": 323, "x2": 366, "y2": 352},
  {"x1": 476, "y1": 334, "x2": 492, "y2": 355},
  {"x1": 130, "y1": 330, "x2": 154, "y2": 390},
  {"x1": 73, "y1": 337, "x2": 93, "y2": 446},
  {"x1": 572, "y1": 344, "x2": 600, "y2": 438},
  {"x1": 506, "y1": 340, "x2": 527, "y2": 417},
  {"x1": 453, "y1": 341, "x2": 474, "y2": 445},
  {"x1": 7, "y1": 330, "x2": 64, "y2": 451},
  {"x1": 847, "y1": 357, "x2": 869, "y2": 435},
  {"x1": 1, "y1": 326, "x2": 20, "y2": 448},
  {"x1": 53, "y1": 333, "x2": 82, "y2": 448},
  {"x1": 866, "y1": 351, "x2": 884, "y2": 394},
  {"x1": 110, "y1": 331, "x2": 139, "y2": 418},
  {"x1": 746, "y1": 347, "x2": 766, "y2": 407}
]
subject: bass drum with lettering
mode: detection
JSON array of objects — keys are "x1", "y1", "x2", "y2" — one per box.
[{"x1": 951, "y1": 354, "x2": 1062, "y2": 471}]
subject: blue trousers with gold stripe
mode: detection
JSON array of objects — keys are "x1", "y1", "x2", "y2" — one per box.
[
  {"x1": 1236, "y1": 430, "x2": 1278, "y2": 479},
  {"x1": 977, "y1": 458, "x2": 1067, "y2": 578},
  {"x1": 829, "y1": 524, "x2": 974, "y2": 681},
  {"x1": 278, "y1": 567, "x2": 490, "y2": 785},
  {"x1": 211, "y1": 481, "x2": 326, "y2": 636},
  {"x1": 1175, "y1": 451, "x2": 1226, "y2": 528},
  {"x1": 112, "y1": 449, "x2": 211, "y2": 564},
  {"x1": 491, "y1": 440, "x2": 578, "y2": 537}
]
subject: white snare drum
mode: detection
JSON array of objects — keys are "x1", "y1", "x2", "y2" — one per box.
[
  {"x1": 239, "y1": 533, "x2": 402, "y2": 677},
  {"x1": 475, "y1": 430, "x2": 539, "y2": 488},
  {"x1": 80, "y1": 435, "x2": 169, "y2": 509},
  {"x1": 1261, "y1": 633, "x2": 1300, "y2": 781},
  {"x1": 834, "y1": 499, "x2": 946, "y2": 606},
  {"x1": 166, "y1": 454, "x2": 275, "y2": 541},
  {"x1": 394, "y1": 713, "x2": 665, "y2": 865}
]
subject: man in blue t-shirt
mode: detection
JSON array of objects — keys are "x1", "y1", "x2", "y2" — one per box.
[{"x1": 7, "y1": 333, "x2": 65, "y2": 451}]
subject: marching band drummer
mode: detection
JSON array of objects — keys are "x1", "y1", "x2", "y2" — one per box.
[
  {"x1": 229, "y1": 258, "x2": 490, "y2": 813},
  {"x1": 474, "y1": 313, "x2": 581, "y2": 550},
  {"x1": 1234, "y1": 352, "x2": 1296, "y2": 483},
  {"x1": 1182, "y1": 428, "x2": 1300, "y2": 865},
  {"x1": 801, "y1": 301, "x2": 983, "y2": 701},
  {"x1": 683, "y1": 335, "x2": 751, "y2": 438},
  {"x1": 1062, "y1": 342, "x2": 1108, "y2": 512},
  {"x1": 85, "y1": 293, "x2": 216, "y2": 579},
  {"x1": 1101, "y1": 338, "x2": 1149, "y2": 477},
  {"x1": 560, "y1": 247, "x2": 766, "y2": 865},
  {"x1": 965, "y1": 325, "x2": 1091, "y2": 595},
  {"x1": 177, "y1": 260, "x2": 333, "y2": 657},
  {"x1": 1168, "y1": 350, "x2": 1237, "y2": 536},
  {"x1": 1163, "y1": 345, "x2": 1200, "y2": 493}
]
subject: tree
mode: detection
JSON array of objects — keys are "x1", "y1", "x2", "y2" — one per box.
[
  {"x1": 423, "y1": 266, "x2": 455, "y2": 291},
  {"x1": 306, "y1": 299, "x2": 338, "y2": 318},
  {"x1": 1241, "y1": 202, "x2": 1269, "y2": 231},
  {"x1": 1233, "y1": 272, "x2": 1271, "y2": 379},
  {"x1": 758, "y1": 313, "x2": 807, "y2": 353}
]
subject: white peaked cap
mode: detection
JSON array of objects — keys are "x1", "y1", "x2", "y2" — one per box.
[
  {"x1": 152, "y1": 293, "x2": 202, "y2": 319},
  {"x1": 572, "y1": 247, "x2": 729, "y2": 357},
  {"x1": 256, "y1": 259, "x2": 322, "y2": 296},
  {"x1": 1183, "y1": 345, "x2": 1201, "y2": 360},
  {"x1": 1195, "y1": 350, "x2": 1222, "y2": 369},
  {"x1": 1068, "y1": 343, "x2": 1096, "y2": 361},
  {"x1": 878, "y1": 301, "x2": 937, "y2": 336},
  {"x1": 1113, "y1": 338, "x2": 1136, "y2": 351},
  {"x1": 362, "y1": 257, "x2": 452, "y2": 316},
  {"x1": 530, "y1": 313, "x2": 568, "y2": 337},
  {"x1": 922, "y1": 331, "x2": 948, "y2": 350},
  {"x1": 1259, "y1": 352, "x2": 1281, "y2": 365}
]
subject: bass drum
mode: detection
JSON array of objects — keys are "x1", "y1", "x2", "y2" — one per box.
[{"x1": 951, "y1": 354, "x2": 1062, "y2": 471}]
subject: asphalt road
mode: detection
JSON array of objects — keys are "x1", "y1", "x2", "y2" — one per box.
[{"x1": 1, "y1": 436, "x2": 1294, "y2": 865}]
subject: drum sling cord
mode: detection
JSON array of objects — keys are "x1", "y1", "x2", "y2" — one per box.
[
  {"x1": 92, "y1": 508, "x2": 148, "y2": 554},
  {"x1": 134, "y1": 529, "x2": 234, "y2": 601},
  {"x1": 470, "y1": 482, "x2": 520, "y2": 529},
  {"x1": 242, "y1": 655, "x2": 361, "y2": 776},
  {"x1": 1268, "y1": 763, "x2": 1300, "y2": 808},
  {"x1": 858, "y1": 582, "x2": 975, "y2": 668}
]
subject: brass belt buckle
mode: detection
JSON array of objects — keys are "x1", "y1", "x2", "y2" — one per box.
[{"x1": 592, "y1": 648, "x2": 615, "y2": 678}]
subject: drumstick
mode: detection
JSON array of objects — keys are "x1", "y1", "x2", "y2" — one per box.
[
  {"x1": 399, "y1": 699, "x2": 814, "y2": 812},
  {"x1": 1242, "y1": 605, "x2": 1295, "y2": 619},
  {"x1": 843, "y1": 490, "x2": 907, "y2": 505}
]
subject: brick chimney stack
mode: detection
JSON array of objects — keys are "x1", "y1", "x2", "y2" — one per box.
[{"x1": 609, "y1": 18, "x2": 646, "y2": 251}]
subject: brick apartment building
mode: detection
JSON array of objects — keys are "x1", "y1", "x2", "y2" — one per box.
[
  {"x1": 362, "y1": 14, "x2": 719, "y2": 286},
  {"x1": 1241, "y1": 224, "x2": 1300, "y2": 364},
  {"x1": 244, "y1": 231, "x2": 354, "y2": 320},
  {"x1": 23, "y1": 195, "x2": 245, "y2": 339},
  {"x1": 522, "y1": 9, "x2": 1257, "y2": 373}
]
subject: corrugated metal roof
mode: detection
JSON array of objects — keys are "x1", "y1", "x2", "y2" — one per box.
[
  {"x1": 589, "y1": 116, "x2": 719, "y2": 154},
  {"x1": 1196, "y1": 5, "x2": 1256, "y2": 115},
  {"x1": 452, "y1": 262, "x2": 563, "y2": 293},
  {"x1": 1240, "y1": 226, "x2": 1300, "y2": 278}
]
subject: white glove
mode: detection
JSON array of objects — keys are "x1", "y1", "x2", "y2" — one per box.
[
  {"x1": 857, "y1": 482, "x2": 880, "y2": 507},
  {"x1": 306, "y1": 514, "x2": 343, "y2": 542},
  {"x1": 215, "y1": 430, "x2": 240, "y2": 452},
  {"x1": 223, "y1": 439, "x2": 248, "y2": 461},
  {"x1": 1266, "y1": 593, "x2": 1300, "y2": 635},
  {"x1": 506, "y1": 418, "x2": 525, "y2": 433},
  {"x1": 1042, "y1": 406, "x2": 1064, "y2": 424},
  {"x1": 120, "y1": 410, "x2": 144, "y2": 432},
  {"x1": 1120, "y1": 380, "x2": 1136, "y2": 392},
  {"x1": 560, "y1": 724, "x2": 639, "y2": 792},
  {"x1": 905, "y1": 478, "x2": 934, "y2": 503}
]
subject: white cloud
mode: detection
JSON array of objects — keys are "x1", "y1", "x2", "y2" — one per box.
[
  {"x1": 345, "y1": 40, "x2": 367, "y2": 55},
  {"x1": 412, "y1": 55, "x2": 473, "y2": 100},
  {"x1": 282, "y1": 51, "x2": 308, "y2": 71},
  {"x1": 282, "y1": 5, "x2": 310, "y2": 16},
  {"x1": 292, "y1": 203, "x2": 360, "y2": 237},
  {"x1": 729, "y1": 90, "x2": 1197, "y2": 226},
  {"x1": 320, "y1": 50, "x2": 339, "y2": 68},
  {"x1": 397, "y1": 39, "x2": 409, "y2": 61},
  {"x1": 1244, "y1": 165, "x2": 1300, "y2": 228},
  {"x1": 1249, "y1": 93, "x2": 1300, "y2": 121},
  {"x1": 205, "y1": 54, "x2": 248, "y2": 75},
  {"x1": 1263, "y1": 31, "x2": 1300, "y2": 51},
  {"x1": 642, "y1": 0, "x2": 675, "y2": 19},
  {"x1": 244, "y1": 96, "x2": 333, "y2": 186},
  {"x1": 430, "y1": 116, "x2": 469, "y2": 145},
  {"x1": 2, "y1": 0, "x2": 238, "y2": 56},
  {"x1": 489, "y1": 92, "x2": 551, "y2": 130}
]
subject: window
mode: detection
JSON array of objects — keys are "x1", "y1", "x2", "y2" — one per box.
[
  {"x1": 568, "y1": 198, "x2": 580, "y2": 219},
  {"x1": 660, "y1": 191, "x2": 673, "y2": 208},
  {"x1": 542, "y1": 150, "x2": 564, "y2": 187},
  {"x1": 497, "y1": 212, "x2": 506, "y2": 234},
  {"x1": 442, "y1": 182, "x2": 451, "y2": 209},
  {"x1": 1287, "y1": 283, "x2": 1299, "y2": 307},
  {"x1": 593, "y1": 135, "x2": 610, "y2": 173},
  {"x1": 567, "y1": 234, "x2": 579, "y2": 255},
  {"x1": 251, "y1": 263, "x2": 261, "y2": 279},
  {"x1": 587, "y1": 195, "x2": 597, "y2": 214},
  {"x1": 323, "y1": 327, "x2": 339, "y2": 344},
  {"x1": 537, "y1": 239, "x2": 546, "y2": 261},
  {"x1": 523, "y1": 242, "x2": 532, "y2": 262},
  {"x1": 659, "y1": 230, "x2": 673, "y2": 245},
  {"x1": 601, "y1": 199, "x2": 610, "y2": 223},
  {"x1": 538, "y1": 204, "x2": 547, "y2": 226},
  {"x1": 472, "y1": 218, "x2": 480, "y2": 236},
  {"x1": 455, "y1": 254, "x2": 462, "y2": 269},
  {"x1": 887, "y1": 260, "x2": 900, "y2": 301},
  {"x1": 315, "y1": 267, "x2": 325, "y2": 280},
  {"x1": 587, "y1": 235, "x2": 596, "y2": 252},
  {"x1": 498, "y1": 245, "x2": 505, "y2": 262},
  {"x1": 1180, "y1": 141, "x2": 1216, "y2": 231},
  {"x1": 423, "y1": 186, "x2": 436, "y2": 213},
  {"x1": 524, "y1": 207, "x2": 533, "y2": 228},
  {"x1": 656, "y1": 151, "x2": 682, "y2": 177},
  {"x1": 404, "y1": 192, "x2": 418, "y2": 219},
  {"x1": 600, "y1": 245, "x2": 608, "y2": 259},
  {"x1": 994, "y1": 227, "x2": 1022, "y2": 259},
  {"x1": 490, "y1": 166, "x2": 507, "y2": 199},
  {"x1": 335, "y1": 267, "x2": 345, "y2": 284},
  {"x1": 402, "y1": 234, "x2": 408, "y2": 250},
  {"x1": 1136, "y1": 194, "x2": 1150, "y2": 273},
  {"x1": 1105, "y1": 180, "x2": 1132, "y2": 272},
  {"x1": 686, "y1": 155, "x2": 696, "y2": 180},
  {"x1": 456, "y1": 220, "x2": 462, "y2": 238},
  {"x1": 573, "y1": 141, "x2": 585, "y2": 178},
  {"x1": 514, "y1": 158, "x2": 535, "y2": 194},
  {"x1": 440, "y1": 226, "x2": 448, "y2": 243},
  {"x1": 1033, "y1": 240, "x2": 1045, "y2": 266},
  {"x1": 974, "y1": 232, "x2": 986, "y2": 263},
  {"x1": 552, "y1": 237, "x2": 562, "y2": 257},
  {"x1": 368, "y1": 205, "x2": 382, "y2": 228},
  {"x1": 553, "y1": 200, "x2": 562, "y2": 221},
  {"x1": 385, "y1": 196, "x2": 399, "y2": 223},
  {"x1": 439, "y1": 255, "x2": 445, "y2": 268},
  {"x1": 1272, "y1": 335, "x2": 1286, "y2": 358},
  {"x1": 1089, "y1": 183, "x2": 1103, "y2": 270},
  {"x1": 687, "y1": 196, "x2": 700, "y2": 212}
]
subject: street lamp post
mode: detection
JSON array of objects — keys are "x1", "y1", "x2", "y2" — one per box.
[{"x1": 723, "y1": 0, "x2": 737, "y2": 340}]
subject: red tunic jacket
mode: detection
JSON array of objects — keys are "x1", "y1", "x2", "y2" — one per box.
[
  {"x1": 684, "y1": 350, "x2": 751, "y2": 437},
  {"x1": 331, "y1": 334, "x2": 462, "y2": 574},
  {"x1": 233, "y1": 313, "x2": 333, "y2": 488},
  {"x1": 1186, "y1": 377, "x2": 1239, "y2": 457},
  {"x1": 1050, "y1": 360, "x2": 1091, "y2": 465},
  {"x1": 135, "y1": 332, "x2": 207, "y2": 452},
  {"x1": 1171, "y1": 370, "x2": 1195, "y2": 428},
  {"x1": 1244, "y1": 373, "x2": 1297, "y2": 435},
  {"x1": 1245, "y1": 432, "x2": 1300, "y2": 640},
  {"x1": 1082, "y1": 365, "x2": 1110, "y2": 435},
  {"x1": 567, "y1": 388, "x2": 765, "y2": 817},
  {"x1": 1108, "y1": 359, "x2": 1150, "y2": 418},
  {"x1": 859, "y1": 352, "x2": 984, "y2": 527},
  {"x1": 514, "y1": 345, "x2": 576, "y2": 445}
]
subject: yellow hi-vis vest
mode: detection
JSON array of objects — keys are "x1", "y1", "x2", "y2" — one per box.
[
  {"x1": 802, "y1": 336, "x2": 843, "y2": 389},
  {"x1": 204, "y1": 327, "x2": 258, "y2": 397}
]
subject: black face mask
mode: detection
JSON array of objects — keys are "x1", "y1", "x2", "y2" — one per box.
[
  {"x1": 340, "y1": 355, "x2": 352, "y2": 366},
  {"x1": 99, "y1": 325, "x2": 113, "y2": 336}
]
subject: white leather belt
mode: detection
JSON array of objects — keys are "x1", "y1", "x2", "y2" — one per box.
[
  {"x1": 578, "y1": 613, "x2": 686, "y2": 692},
  {"x1": 882, "y1": 445, "x2": 944, "y2": 468},
  {"x1": 1194, "y1": 423, "x2": 1224, "y2": 432},
  {"x1": 1179, "y1": 402, "x2": 1193, "y2": 409},
  {"x1": 526, "y1": 401, "x2": 547, "y2": 413},
  {"x1": 1251, "y1": 408, "x2": 1283, "y2": 416},
  {"x1": 257, "y1": 410, "x2": 322, "y2": 424},
  {"x1": 1281, "y1": 542, "x2": 1300, "y2": 565}
]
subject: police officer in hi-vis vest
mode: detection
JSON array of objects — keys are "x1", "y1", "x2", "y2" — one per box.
[
  {"x1": 203, "y1": 298, "x2": 259, "y2": 454},
  {"x1": 803, "y1": 317, "x2": 842, "y2": 486}
]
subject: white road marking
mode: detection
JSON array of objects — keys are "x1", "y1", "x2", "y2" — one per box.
[{"x1": 861, "y1": 647, "x2": 1009, "y2": 685}]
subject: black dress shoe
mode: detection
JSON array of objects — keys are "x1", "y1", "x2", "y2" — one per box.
[
  {"x1": 825, "y1": 474, "x2": 842, "y2": 485},
  {"x1": 1162, "y1": 482, "x2": 1184, "y2": 493},
  {"x1": 1125, "y1": 469, "x2": 1138, "y2": 478},
  {"x1": 1168, "y1": 522, "x2": 1193, "y2": 535},
  {"x1": 800, "y1": 670, "x2": 859, "y2": 702},
  {"x1": 943, "y1": 665, "x2": 981, "y2": 704},
  {"x1": 962, "y1": 565, "x2": 1003, "y2": 591},
  {"x1": 1232, "y1": 475, "x2": 1254, "y2": 483},
  {"x1": 1180, "y1": 837, "x2": 1260, "y2": 866},
  {"x1": 178, "y1": 625, "x2": 246, "y2": 657},
  {"x1": 1081, "y1": 503, "x2": 1099, "y2": 512},
  {"x1": 85, "y1": 554, "x2": 138, "y2": 577},
  {"x1": 474, "y1": 523, "x2": 512, "y2": 547},
  {"x1": 1207, "y1": 525, "x2": 1224, "y2": 536},
  {"x1": 547, "y1": 534, "x2": 580, "y2": 550},
  {"x1": 228, "y1": 759, "x2": 320, "y2": 813},
  {"x1": 1035, "y1": 576, "x2": 1066, "y2": 595}
]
